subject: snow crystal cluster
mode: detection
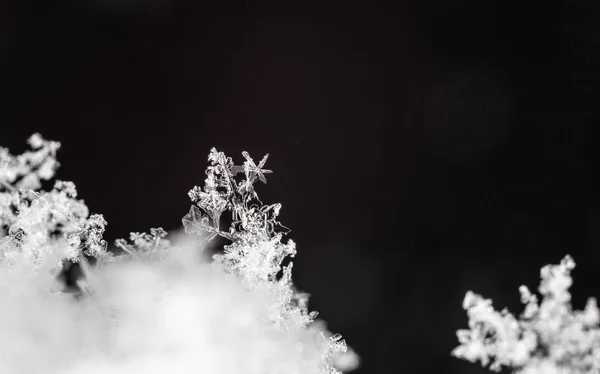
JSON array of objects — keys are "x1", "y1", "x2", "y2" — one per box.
[
  {"x1": 0, "y1": 134, "x2": 359, "y2": 374},
  {"x1": 453, "y1": 255, "x2": 600, "y2": 374}
]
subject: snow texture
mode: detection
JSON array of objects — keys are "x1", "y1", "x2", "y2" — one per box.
[{"x1": 0, "y1": 135, "x2": 359, "y2": 374}]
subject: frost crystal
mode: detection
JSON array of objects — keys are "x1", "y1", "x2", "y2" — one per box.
[
  {"x1": 453, "y1": 255, "x2": 600, "y2": 374},
  {"x1": 0, "y1": 136, "x2": 107, "y2": 272},
  {"x1": 114, "y1": 227, "x2": 171, "y2": 261},
  {"x1": 183, "y1": 148, "x2": 355, "y2": 374},
  {"x1": 183, "y1": 147, "x2": 289, "y2": 242},
  {"x1": 0, "y1": 133, "x2": 60, "y2": 190}
]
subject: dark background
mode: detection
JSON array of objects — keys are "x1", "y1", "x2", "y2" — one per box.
[{"x1": 2, "y1": 1, "x2": 600, "y2": 373}]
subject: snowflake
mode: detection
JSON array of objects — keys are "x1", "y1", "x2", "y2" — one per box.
[{"x1": 114, "y1": 227, "x2": 171, "y2": 261}]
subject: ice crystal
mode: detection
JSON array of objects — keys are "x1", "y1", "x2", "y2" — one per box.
[
  {"x1": 0, "y1": 135, "x2": 108, "y2": 272},
  {"x1": 453, "y1": 255, "x2": 600, "y2": 374},
  {"x1": 114, "y1": 227, "x2": 171, "y2": 261},
  {"x1": 183, "y1": 147, "x2": 353, "y2": 374},
  {"x1": 0, "y1": 133, "x2": 60, "y2": 190},
  {"x1": 183, "y1": 147, "x2": 288, "y2": 243}
]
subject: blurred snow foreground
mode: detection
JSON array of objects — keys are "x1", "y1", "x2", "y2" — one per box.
[
  {"x1": 0, "y1": 134, "x2": 359, "y2": 374},
  {"x1": 453, "y1": 255, "x2": 600, "y2": 374}
]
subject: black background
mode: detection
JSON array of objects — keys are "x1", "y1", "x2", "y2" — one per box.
[{"x1": 2, "y1": 1, "x2": 600, "y2": 373}]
